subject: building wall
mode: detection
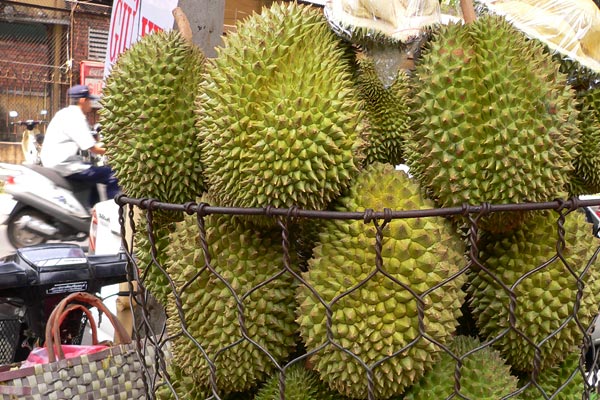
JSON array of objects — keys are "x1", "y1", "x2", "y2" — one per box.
[
  {"x1": 69, "y1": 5, "x2": 111, "y2": 85},
  {"x1": 224, "y1": 0, "x2": 274, "y2": 32},
  {"x1": 0, "y1": 142, "x2": 24, "y2": 164},
  {"x1": 0, "y1": 1, "x2": 109, "y2": 154}
]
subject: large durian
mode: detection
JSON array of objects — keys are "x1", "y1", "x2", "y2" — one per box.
[
  {"x1": 296, "y1": 163, "x2": 467, "y2": 399},
  {"x1": 254, "y1": 364, "x2": 341, "y2": 400},
  {"x1": 519, "y1": 353, "x2": 588, "y2": 400},
  {"x1": 101, "y1": 30, "x2": 206, "y2": 224},
  {"x1": 133, "y1": 218, "x2": 175, "y2": 306},
  {"x1": 568, "y1": 87, "x2": 600, "y2": 196},
  {"x1": 405, "y1": 14, "x2": 580, "y2": 232},
  {"x1": 197, "y1": 2, "x2": 368, "y2": 225},
  {"x1": 468, "y1": 210, "x2": 600, "y2": 372},
  {"x1": 353, "y1": 52, "x2": 411, "y2": 166},
  {"x1": 402, "y1": 335, "x2": 519, "y2": 399},
  {"x1": 157, "y1": 364, "x2": 207, "y2": 400},
  {"x1": 162, "y1": 196, "x2": 299, "y2": 396}
]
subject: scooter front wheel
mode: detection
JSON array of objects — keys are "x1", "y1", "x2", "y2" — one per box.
[{"x1": 6, "y1": 208, "x2": 48, "y2": 249}]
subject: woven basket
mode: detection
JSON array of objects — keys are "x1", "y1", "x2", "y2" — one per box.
[{"x1": 0, "y1": 292, "x2": 154, "y2": 400}]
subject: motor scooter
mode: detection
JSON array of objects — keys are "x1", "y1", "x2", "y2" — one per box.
[
  {"x1": 18, "y1": 120, "x2": 46, "y2": 166},
  {"x1": 0, "y1": 243, "x2": 127, "y2": 363},
  {"x1": 1, "y1": 125, "x2": 108, "y2": 249},
  {"x1": 8, "y1": 110, "x2": 47, "y2": 165},
  {"x1": 0, "y1": 162, "x2": 102, "y2": 249}
]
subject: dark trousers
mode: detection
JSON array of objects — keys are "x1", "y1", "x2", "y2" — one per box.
[{"x1": 67, "y1": 166, "x2": 120, "y2": 206}]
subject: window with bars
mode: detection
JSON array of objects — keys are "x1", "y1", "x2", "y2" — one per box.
[{"x1": 88, "y1": 28, "x2": 108, "y2": 61}]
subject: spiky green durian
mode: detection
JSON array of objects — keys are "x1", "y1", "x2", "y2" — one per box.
[
  {"x1": 296, "y1": 163, "x2": 467, "y2": 399},
  {"x1": 353, "y1": 52, "x2": 411, "y2": 166},
  {"x1": 568, "y1": 87, "x2": 600, "y2": 196},
  {"x1": 133, "y1": 218, "x2": 176, "y2": 306},
  {"x1": 403, "y1": 335, "x2": 519, "y2": 400},
  {"x1": 156, "y1": 364, "x2": 207, "y2": 400},
  {"x1": 255, "y1": 364, "x2": 342, "y2": 400},
  {"x1": 468, "y1": 210, "x2": 600, "y2": 372},
  {"x1": 162, "y1": 195, "x2": 300, "y2": 396},
  {"x1": 405, "y1": 15, "x2": 580, "y2": 233},
  {"x1": 519, "y1": 353, "x2": 588, "y2": 400},
  {"x1": 197, "y1": 2, "x2": 368, "y2": 225},
  {"x1": 101, "y1": 30, "x2": 206, "y2": 224}
]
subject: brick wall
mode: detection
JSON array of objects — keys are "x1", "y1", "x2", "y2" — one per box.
[
  {"x1": 0, "y1": 38, "x2": 50, "y2": 96},
  {"x1": 0, "y1": 2, "x2": 109, "y2": 149},
  {"x1": 70, "y1": 10, "x2": 110, "y2": 84}
]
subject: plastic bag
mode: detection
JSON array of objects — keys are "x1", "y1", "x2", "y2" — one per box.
[
  {"x1": 478, "y1": 0, "x2": 600, "y2": 72},
  {"x1": 21, "y1": 344, "x2": 109, "y2": 368},
  {"x1": 324, "y1": 0, "x2": 442, "y2": 42}
]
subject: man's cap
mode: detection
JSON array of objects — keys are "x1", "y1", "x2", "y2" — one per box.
[{"x1": 67, "y1": 85, "x2": 100, "y2": 100}]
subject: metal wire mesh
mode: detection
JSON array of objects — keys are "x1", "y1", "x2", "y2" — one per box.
[
  {"x1": 0, "y1": 2, "x2": 71, "y2": 142},
  {"x1": 0, "y1": 319, "x2": 21, "y2": 365},
  {"x1": 116, "y1": 195, "x2": 600, "y2": 400},
  {"x1": 0, "y1": 0, "x2": 110, "y2": 143}
]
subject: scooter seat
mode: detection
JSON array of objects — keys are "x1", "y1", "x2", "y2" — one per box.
[{"x1": 26, "y1": 165, "x2": 92, "y2": 192}]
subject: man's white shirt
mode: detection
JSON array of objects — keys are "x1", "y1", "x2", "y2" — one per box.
[{"x1": 40, "y1": 105, "x2": 96, "y2": 176}]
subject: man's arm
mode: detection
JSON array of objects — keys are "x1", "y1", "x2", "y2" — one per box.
[{"x1": 89, "y1": 144, "x2": 106, "y2": 155}]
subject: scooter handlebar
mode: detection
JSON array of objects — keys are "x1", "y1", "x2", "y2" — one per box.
[
  {"x1": 11, "y1": 120, "x2": 46, "y2": 130},
  {"x1": 0, "y1": 261, "x2": 35, "y2": 290},
  {"x1": 0, "y1": 245, "x2": 128, "y2": 294},
  {"x1": 88, "y1": 252, "x2": 128, "y2": 287}
]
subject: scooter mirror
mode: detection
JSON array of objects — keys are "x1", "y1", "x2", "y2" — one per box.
[{"x1": 9, "y1": 111, "x2": 18, "y2": 118}]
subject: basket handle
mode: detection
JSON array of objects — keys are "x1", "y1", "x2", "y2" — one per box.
[
  {"x1": 54, "y1": 303, "x2": 99, "y2": 347},
  {"x1": 45, "y1": 292, "x2": 132, "y2": 363}
]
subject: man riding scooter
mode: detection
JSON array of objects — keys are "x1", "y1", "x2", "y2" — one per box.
[{"x1": 40, "y1": 85, "x2": 119, "y2": 208}]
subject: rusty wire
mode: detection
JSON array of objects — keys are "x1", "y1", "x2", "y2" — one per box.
[{"x1": 116, "y1": 195, "x2": 600, "y2": 400}]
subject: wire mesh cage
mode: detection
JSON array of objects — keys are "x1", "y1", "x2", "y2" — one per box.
[
  {"x1": 116, "y1": 195, "x2": 600, "y2": 400},
  {"x1": 0, "y1": 319, "x2": 20, "y2": 365}
]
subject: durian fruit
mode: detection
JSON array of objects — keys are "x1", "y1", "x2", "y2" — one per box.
[
  {"x1": 254, "y1": 364, "x2": 341, "y2": 400},
  {"x1": 133, "y1": 219, "x2": 176, "y2": 307},
  {"x1": 162, "y1": 196, "x2": 300, "y2": 397},
  {"x1": 519, "y1": 353, "x2": 587, "y2": 400},
  {"x1": 402, "y1": 335, "x2": 519, "y2": 400},
  {"x1": 568, "y1": 87, "x2": 600, "y2": 196},
  {"x1": 296, "y1": 163, "x2": 467, "y2": 399},
  {"x1": 468, "y1": 210, "x2": 600, "y2": 372},
  {"x1": 197, "y1": 2, "x2": 368, "y2": 226},
  {"x1": 156, "y1": 364, "x2": 207, "y2": 400},
  {"x1": 353, "y1": 52, "x2": 411, "y2": 166},
  {"x1": 101, "y1": 30, "x2": 206, "y2": 224},
  {"x1": 405, "y1": 14, "x2": 580, "y2": 233}
]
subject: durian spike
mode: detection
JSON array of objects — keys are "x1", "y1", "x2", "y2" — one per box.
[
  {"x1": 173, "y1": 7, "x2": 193, "y2": 44},
  {"x1": 460, "y1": 0, "x2": 476, "y2": 23}
]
